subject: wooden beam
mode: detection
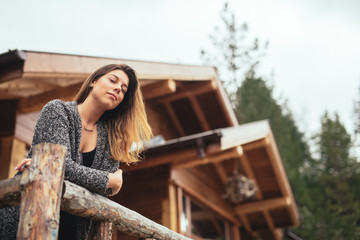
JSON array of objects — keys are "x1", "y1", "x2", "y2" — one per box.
[
  {"x1": 264, "y1": 133, "x2": 300, "y2": 226},
  {"x1": 0, "y1": 75, "x2": 84, "y2": 100},
  {"x1": 156, "y1": 80, "x2": 218, "y2": 104},
  {"x1": 232, "y1": 225, "x2": 241, "y2": 240},
  {"x1": 17, "y1": 83, "x2": 82, "y2": 113},
  {"x1": 185, "y1": 196, "x2": 192, "y2": 235},
  {"x1": 210, "y1": 216, "x2": 224, "y2": 236},
  {"x1": 273, "y1": 228, "x2": 283, "y2": 240},
  {"x1": 242, "y1": 138, "x2": 268, "y2": 151},
  {"x1": 239, "y1": 153, "x2": 263, "y2": 200},
  {"x1": 141, "y1": 79, "x2": 176, "y2": 100},
  {"x1": 22, "y1": 72, "x2": 88, "y2": 80},
  {"x1": 171, "y1": 170, "x2": 241, "y2": 225},
  {"x1": 239, "y1": 215, "x2": 252, "y2": 233},
  {"x1": 23, "y1": 51, "x2": 217, "y2": 81},
  {"x1": 162, "y1": 183, "x2": 178, "y2": 232},
  {"x1": 213, "y1": 162, "x2": 228, "y2": 186},
  {"x1": 211, "y1": 75, "x2": 238, "y2": 127},
  {"x1": 169, "y1": 184, "x2": 178, "y2": 232},
  {"x1": 187, "y1": 93, "x2": 210, "y2": 131},
  {"x1": 172, "y1": 146, "x2": 243, "y2": 170},
  {"x1": 263, "y1": 210, "x2": 275, "y2": 230},
  {"x1": 234, "y1": 197, "x2": 291, "y2": 215},
  {"x1": 177, "y1": 187, "x2": 184, "y2": 234},
  {"x1": 125, "y1": 143, "x2": 223, "y2": 172},
  {"x1": 164, "y1": 102, "x2": 186, "y2": 136},
  {"x1": 124, "y1": 147, "x2": 198, "y2": 172},
  {"x1": 88, "y1": 221, "x2": 113, "y2": 240},
  {"x1": 0, "y1": 78, "x2": 60, "y2": 90}
]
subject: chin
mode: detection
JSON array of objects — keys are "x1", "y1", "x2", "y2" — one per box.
[{"x1": 108, "y1": 103, "x2": 121, "y2": 111}]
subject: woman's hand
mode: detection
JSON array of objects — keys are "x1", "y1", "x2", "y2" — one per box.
[
  {"x1": 15, "y1": 158, "x2": 32, "y2": 172},
  {"x1": 108, "y1": 169, "x2": 123, "y2": 196}
]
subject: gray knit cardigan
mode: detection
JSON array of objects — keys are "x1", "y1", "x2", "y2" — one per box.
[{"x1": 0, "y1": 100, "x2": 119, "y2": 240}]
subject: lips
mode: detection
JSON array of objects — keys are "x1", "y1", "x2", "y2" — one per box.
[{"x1": 107, "y1": 93, "x2": 118, "y2": 101}]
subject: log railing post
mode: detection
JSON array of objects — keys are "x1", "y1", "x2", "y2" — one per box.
[
  {"x1": 16, "y1": 143, "x2": 67, "y2": 240},
  {"x1": 87, "y1": 221, "x2": 113, "y2": 240}
]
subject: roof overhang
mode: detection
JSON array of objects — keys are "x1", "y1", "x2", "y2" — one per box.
[
  {"x1": 0, "y1": 50, "x2": 237, "y2": 141},
  {"x1": 127, "y1": 120, "x2": 299, "y2": 239}
]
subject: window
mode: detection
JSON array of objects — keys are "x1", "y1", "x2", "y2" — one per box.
[{"x1": 178, "y1": 189, "x2": 234, "y2": 240}]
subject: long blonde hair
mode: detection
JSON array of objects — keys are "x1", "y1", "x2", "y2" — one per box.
[{"x1": 75, "y1": 64, "x2": 152, "y2": 164}]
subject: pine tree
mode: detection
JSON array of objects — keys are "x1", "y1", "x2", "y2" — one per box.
[
  {"x1": 200, "y1": 2, "x2": 268, "y2": 100},
  {"x1": 236, "y1": 76, "x2": 314, "y2": 215},
  {"x1": 304, "y1": 112, "x2": 360, "y2": 239}
]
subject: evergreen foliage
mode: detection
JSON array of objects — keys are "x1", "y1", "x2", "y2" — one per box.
[
  {"x1": 235, "y1": 76, "x2": 313, "y2": 208},
  {"x1": 297, "y1": 113, "x2": 360, "y2": 239},
  {"x1": 202, "y1": 2, "x2": 360, "y2": 239}
]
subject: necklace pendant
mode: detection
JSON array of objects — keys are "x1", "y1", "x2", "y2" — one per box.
[
  {"x1": 82, "y1": 122, "x2": 95, "y2": 132},
  {"x1": 83, "y1": 126, "x2": 94, "y2": 132}
]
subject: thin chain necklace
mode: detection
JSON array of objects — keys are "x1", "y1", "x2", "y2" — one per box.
[{"x1": 82, "y1": 121, "x2": 96, "y2": 132}]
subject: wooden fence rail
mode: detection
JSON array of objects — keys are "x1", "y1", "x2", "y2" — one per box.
[{"x1": 0, "y1": 143, "x2": 192, "y2": 240}]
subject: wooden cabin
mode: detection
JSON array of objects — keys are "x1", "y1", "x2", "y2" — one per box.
[{"x1": 0, "y1": 50, "x2": 299, "y2": 240}]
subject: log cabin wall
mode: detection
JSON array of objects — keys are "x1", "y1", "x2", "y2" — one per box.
[
  {"x1": 0, "y1": 100, "x2": 27, "y2": 180},
  {"x1": 144, "y1": 101, "x2": 178, "y2": 140}
]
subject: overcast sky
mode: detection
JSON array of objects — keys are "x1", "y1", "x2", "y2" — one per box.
[{"x1": 1, "y1": 0, "x2": 360, "y2": 138}]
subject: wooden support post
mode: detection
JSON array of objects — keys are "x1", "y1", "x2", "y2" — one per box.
[
  {"x1": 16, "y1": 143, "x2": 67, "y2": 240},
  {"x1": 88, "y1": 221, "x2": 113, "y2": 240}
]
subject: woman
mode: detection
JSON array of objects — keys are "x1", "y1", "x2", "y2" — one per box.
[{"x1": 0, "y1": 64, "x2": 152, "y2": 240}]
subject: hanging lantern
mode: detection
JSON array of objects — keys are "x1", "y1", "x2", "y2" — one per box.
[{"x1": 223, "y1": 172, "x2": 258, "y2": 204}]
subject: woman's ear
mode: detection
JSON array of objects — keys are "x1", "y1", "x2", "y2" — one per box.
[{"x1": 90, "y1": 80, "x2": 97, "y2": 88}]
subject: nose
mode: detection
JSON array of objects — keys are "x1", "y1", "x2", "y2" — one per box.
[{"x1": 114, "y1": 83, "x2": 122, "y2": 92}]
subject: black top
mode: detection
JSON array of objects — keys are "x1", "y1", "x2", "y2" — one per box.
[
  {"x1": 58, "y1": 148, "x2": 97, "y2": 240},
  {"x1": 82, "y1": 148, "x2": 96, "y2": 167}
]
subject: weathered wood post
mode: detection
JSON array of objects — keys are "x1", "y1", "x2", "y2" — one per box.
[
  {"x1": 88, "y1": 221, "x2": 113, "y2": 240},
  {"x1": 16, "y1": 143, "x2": 67, "y2": 240}
]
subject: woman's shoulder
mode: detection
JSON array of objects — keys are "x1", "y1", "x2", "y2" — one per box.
[
  {"x1": 42, "y1": 99, "x2": 77, "y2": 115},
  {"x1": 44, "y1": 99, "x2": 76, "y2": 109}
]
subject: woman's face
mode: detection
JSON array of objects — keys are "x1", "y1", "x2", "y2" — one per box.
[{"x1": 90, "y1": 69, "x2": 130, "y2": 111}]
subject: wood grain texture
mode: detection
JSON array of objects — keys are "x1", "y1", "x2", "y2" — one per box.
[{"x1": 17, "y1": 143, "x2": 67, "y2": 240}]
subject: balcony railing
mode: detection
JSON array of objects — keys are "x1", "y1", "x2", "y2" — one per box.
[{"x1": 0, "y1": 143, "x2": 191, "y2": 240}]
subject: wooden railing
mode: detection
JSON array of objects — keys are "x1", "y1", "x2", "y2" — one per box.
[{"x1": 0, "y1": 143, "x2": 191, "y2": 240}]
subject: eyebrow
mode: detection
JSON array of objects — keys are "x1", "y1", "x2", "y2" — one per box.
[{"x1": 109, "y1": 74, "x2": 119, "y2": 80}]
